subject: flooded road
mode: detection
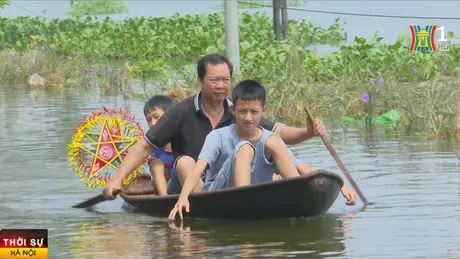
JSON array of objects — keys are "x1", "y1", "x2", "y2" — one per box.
[{"x1": 0, "y1": 87, "x2": 458, "y2": 258}]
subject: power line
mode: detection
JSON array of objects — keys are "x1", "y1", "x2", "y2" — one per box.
[
  {"x1": 238, "y1": 1, "x2": 460, "y2": 20},
  {"x1": 6, "y1": 1, "x2": 460, "y2": 21},
  {"x1": 9, "y1": 3, "x2": 45, "y2": 17}
]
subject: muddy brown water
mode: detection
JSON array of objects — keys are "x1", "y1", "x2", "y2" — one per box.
[{"x1": 0, "y1": 87, "x2": 458, "y2": 258}]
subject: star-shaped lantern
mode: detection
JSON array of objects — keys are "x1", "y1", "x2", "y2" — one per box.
[{"x1": 67, "y1": 107, "x2": 145, "y2": 188}]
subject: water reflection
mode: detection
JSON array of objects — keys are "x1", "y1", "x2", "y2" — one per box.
[
  {"x1": 70, "y1": 219, "x2": 150, "y2": 259},
  {"x1": 166, "y1": 215, "x2": 350, "y2": 258},
  {"x1": 68, "y1": 214, "x2": 353, "y2": 258}
]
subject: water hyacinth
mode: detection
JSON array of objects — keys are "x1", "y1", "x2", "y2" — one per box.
[{"x1": 0, "y1": 12, "x2": 456, "y2": 139}]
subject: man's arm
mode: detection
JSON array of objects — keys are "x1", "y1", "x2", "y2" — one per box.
[
  {"x1": 274, "y1": 125, "x2": 315, "y2": 145},
  {"x1": 112, "y1": 106, "x2": 184, "y2": 185},
  {"x1": 112, "y1": 138, "x2": 153, "y2": 184},
  {"x1": 259, "y1": 117, "x2": 316, "y2": 145},
  {"x1": 144, "y1": 104, "x2": 184, "y2": 150}
]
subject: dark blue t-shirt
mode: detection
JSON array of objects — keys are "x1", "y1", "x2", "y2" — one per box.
[{"x1": 154, "y1": 148, "x2": 174, "y2": 172}]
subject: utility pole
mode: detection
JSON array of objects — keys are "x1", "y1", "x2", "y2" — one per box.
[
  {"x1": 224, "y1": 0, "x2": 240, "y2": 73},
  {"x1": 273, "y1": 0, "x2": 288, "y2": 40}
]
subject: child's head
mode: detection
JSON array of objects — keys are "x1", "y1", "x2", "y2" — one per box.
[
  {"x1": 231, "y1": 80, "x2": 266, "y2": 130},
  {"x1": 144, "y1": 95, "x2": 174, "y2": 128}
]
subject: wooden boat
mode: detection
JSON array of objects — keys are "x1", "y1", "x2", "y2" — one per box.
[{"x1": 120, "y1": 169, "x2": 344, "y2": 220}]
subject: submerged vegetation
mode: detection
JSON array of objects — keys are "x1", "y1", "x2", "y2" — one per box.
[{"x1": 0, "y1": 11, "x2": 459, "y2": 138}]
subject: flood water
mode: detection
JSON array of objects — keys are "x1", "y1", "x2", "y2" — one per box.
[{"x1": 0, "y1": 86, "x2": 459, "y2": 258}]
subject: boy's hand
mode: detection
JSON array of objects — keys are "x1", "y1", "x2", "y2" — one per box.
[
  {"x1": 146, "y1": 153, "x2": 158, "y2": 166},
  {"x1": 340, "y1": 185, "x2": 356, "y2": 206},
  {"x1": 168, "y1": 196, "x2": 190, "y2": 221}
]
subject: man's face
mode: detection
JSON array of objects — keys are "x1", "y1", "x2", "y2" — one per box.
[
  {"x1": 145, "y1": 107, "x2": 165, "y2": 128},
  {"x1": 200, "y1": 63, "x2": 231, "y2": 102},
  {"x1": 232, "y1": 99, "x2": 265, "y2": 131}
]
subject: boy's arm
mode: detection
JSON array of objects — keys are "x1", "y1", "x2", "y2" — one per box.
[
  {"x1": 178, "y1": 131, "x2": 222, "y2": 200},
  {"x1": 270, "y1": 138, "x2": 354, "y2": 204},
  {"x1": 268, "y1": 133, "x2": 318, "y2": 177},
  {"x1": 295, "y1": 159, "x2": 348, "y2": 189},
  {"x1": 296, "y1": 163, "x2": 317, "y2": 176},
  {"x1": 149, "y1": 159, "x2": 168, "y2": 196},
  {"x1": 266, "y1": 135, "x2": 317, "y2": 178}
]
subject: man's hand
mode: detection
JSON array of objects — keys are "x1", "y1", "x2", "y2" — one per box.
[
  {"x1": 307, "y1": 118, "x2": 326, "y2": 137},
  {"x1": 103, "y1": 179, "x2": 123, "y2": 200},
  {"x1": 340, "y1": 185, "x2": 356, "y2": 206},
  {"x1": 168, "y1": 196, "x2": 190, "y2": 221}
]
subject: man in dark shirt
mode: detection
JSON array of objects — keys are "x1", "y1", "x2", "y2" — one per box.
[{"x1": 104, "y1": 53, "x2": 325, "y2": 198}]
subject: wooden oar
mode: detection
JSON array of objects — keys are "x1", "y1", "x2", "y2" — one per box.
[
  {"x1": 72, "y1": 189, "x2": 122, "y2": 209},
  {"x1": 304, "y1": 108, "x2": 369, "y2": 206}
]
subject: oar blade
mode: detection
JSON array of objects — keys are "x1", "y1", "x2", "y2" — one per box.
[
  {"x1": 71, "y1": 189, "x2": 121, "y2": 209},
  {"x1": 72, "y1": 193, "x2": 106, "y2": 209}
]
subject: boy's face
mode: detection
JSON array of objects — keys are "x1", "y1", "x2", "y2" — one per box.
[
  {"x1": 232, "y1": 99, "x2": 266, "y2": 130},
  {"x1": 145, "y1": 107, "x2": 165, "y2": 128}
]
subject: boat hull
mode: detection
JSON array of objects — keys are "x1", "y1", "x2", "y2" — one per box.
[{"x1": 120, "y1": 169, "x2": 343, "y2": 220}]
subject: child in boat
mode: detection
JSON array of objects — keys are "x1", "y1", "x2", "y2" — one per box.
[
  {"x1": 143, "y1": 95, "x2": 176, "y2": 196},
  {"x1": 168, "y1": 79, "x2": 356, "y2": 220}
]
